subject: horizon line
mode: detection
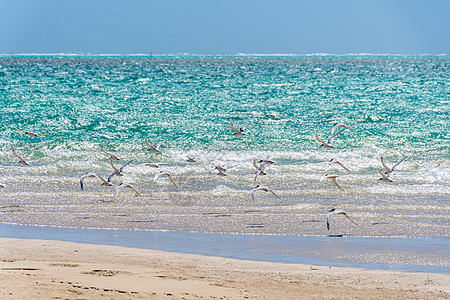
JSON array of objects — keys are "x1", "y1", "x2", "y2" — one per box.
[{"x1": 0, "y1": 52, "x2": 449, "y2": 58}]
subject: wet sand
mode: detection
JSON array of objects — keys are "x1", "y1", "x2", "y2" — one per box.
[
  {"x1": 1, "y1": 238, "x2": 449, "y2": 299},
  {"x1": 1, "y1": 191, "x2": 448, "y2": 237}
]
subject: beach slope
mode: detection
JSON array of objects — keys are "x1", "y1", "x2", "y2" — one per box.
[{"x1": 0, "y1": 238, "x2": 448, "y2": 299}]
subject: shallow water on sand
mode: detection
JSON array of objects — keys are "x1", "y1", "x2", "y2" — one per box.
[{"x1": 1, "y1": 223, "x2": 448, "y2": 274}]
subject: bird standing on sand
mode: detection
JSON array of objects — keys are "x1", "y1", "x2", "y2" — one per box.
[
  {"x1": 231, "y1": 123, "x2": 251, "y2": 137},
  {"x1": 320, "y1": 174, "x2": 344, "y2": 191},
  {"x1": 11, "y1": 146, "x2": 29, "y2": 166},
  {"x1": 80, "y1": 172, "x2": 112, "y2": 191},
  {"x1": 101, "y1": 147, "x2": 120, "y2": 161},
  {"x1": 14, "y1": 128, "x2": 48, "y2": 137},
  {"x1": 153, "y1": 171, "x2": 179, "y2": 187},
  {"x1": 114, "y1": 183, "x2": 142, "y2": 199},
  {"x1": 326, "y1": 208, "x2": 359, "y2": 230},
  {"x1": 251, "y1": 185, "x2": 281, "y2": 201},
  {"x1": 145, "y1": 139, "x2": 165, "y2": 153}
]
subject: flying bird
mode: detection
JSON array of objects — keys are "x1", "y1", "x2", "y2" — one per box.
[
  {"x1": 186, "y1": 157, "x2": 196, "y2": 163},
  {"x1": 213, "y1": 165, "x2": 227, "y2": 176},
  {"x1": 315, "y1": 128, "x2": 345, "y2": 149},
  {"x1": 330, "y1": 123, "x2": 354, "y2": 135},
  {"x1": 153, "y1": 171, "x2": 179, "y2": 187},
  {"x1": 320, "y1": 174, "x2": 344, "y2": 191},
  {"x1": 11, "y1": 146, "x2": 29, "y2": 166},
  {"x1": 145, "y1": 139, "x2": 165, "y2": 153},
  {"x1": 213, "y1": 165, "x2": 227, "y2": 173},
  {"x1": 231, "y1": 123, "x2": 251, "y2": 137},
  {"x1": 253, "y1": 159, "x2": 267, "y2": 176},
  {"x1": 144, "y1": 162, "x2": 160, "y2": 168},
  {"x1": 327, "y1": 208, "x2": 359, "y2": 230},
  {"x1": 254, "y1": 159, "x2": 273, "y2": 181},
  {"x1": 381, "y1": 156, "x2": 406, "y2": 175},
  {"x1": 101, "y1": 147, "x2": 120, "y2": 161},
  {"x1": 114, "y1": 183, "x2": 142, "y2": 199},
  {"x1": 80, "y1": 172, "x2": 112, "y2": 191},
  {"x1": 327, "y1": 159, "x2": 350, "y2": 172},
  {"x1": 378, "y1": 169, "x2": 393, "y2": 182},
  {"x1": 14, "y1": 128, "x2": 48, "y2": 137},
  {"x1": 108, "y1": 158, "x2": 134, "y2": 183},
  {"x1": 251, "y1": 185, "x2": 281, "y2": 201}
]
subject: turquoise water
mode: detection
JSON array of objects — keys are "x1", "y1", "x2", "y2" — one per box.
[{"x1": 0, "y1": 55, "x2": 449, "y2": 237}]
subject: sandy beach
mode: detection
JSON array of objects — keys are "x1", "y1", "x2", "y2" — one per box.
[{"x1": 0, "y1": 238, "x2": 448, "y2": 299}]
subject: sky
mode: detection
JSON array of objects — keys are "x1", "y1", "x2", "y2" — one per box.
[{"x1": 0, "y1": 0, "x2": 449, "y2": 55}]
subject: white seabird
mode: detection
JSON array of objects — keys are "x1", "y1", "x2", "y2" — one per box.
[
  {"x1": 11, "y1": 146, "x2": 29, "y2": 166},
  {"x1": 153, "y1": 171, "x2": 179, "y2": 187},
  {"x1": 114, "y1": 183, "x2": 142, "y2": 199},
  {"x1": 80, "y1": 172, "x2": 112, "y2": 191},
  {"x1": 320, "y1": 174, "x2": 344, "y2": 191},
  {"x1": 327, "y1": 208, "x2": 359, "y2": 230},
  {"x1": 251, "y1": 185, "x2": 281, "y2": 202}
]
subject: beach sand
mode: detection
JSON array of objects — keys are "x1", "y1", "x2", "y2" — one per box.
[{"x1": 0, "y1": 238, "x2": 448, "y2": 299}]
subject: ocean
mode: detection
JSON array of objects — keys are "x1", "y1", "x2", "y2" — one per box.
[{"x1": 0, "y1": 54, "x2": 449, "y2": 239}]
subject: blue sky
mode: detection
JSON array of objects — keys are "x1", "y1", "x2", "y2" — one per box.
[{"x1": 1, "y1": 0, "x2": 449, "y2": 54}]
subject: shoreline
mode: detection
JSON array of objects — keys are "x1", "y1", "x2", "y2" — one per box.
[
  {"x1": 1, "y1": 222, "x2": 448, "y2": 274},
  {"x1": 1, "y1": 237, "x2": 449, "y2": 299}
]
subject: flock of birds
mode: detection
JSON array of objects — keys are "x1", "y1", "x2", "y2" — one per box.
[{"x1": 4, "y1": 123, "x2": 407, "y2": 231}]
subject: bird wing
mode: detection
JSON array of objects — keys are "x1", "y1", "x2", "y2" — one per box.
[
  {"x1": 114, "y1": 186, "x2": 122, "y2": 199},
  {"x1": 379, "y1": 169, "x2": 390, "y2": 180},
  {"x1": 167, "y1": 174, "x2": 179, "y2": 187},
  {"x1": 101, "y1": 147, "x2": 113, "y2": 156},
  {"x1": 254, "y1": 165, "x2": 266, "y2": 181},
  {"x1": 252, "y1": 159, "x2": 259, "y2": 169},
  {"x1": 327, "y1": 128, "x2": 345, "y2": 144},
  {"x1": 343, "y1": 213, "x2": 359, "y2": 226},
  {"x1": 315, "y1": 133, "x2": 327, "y2": 145},
  {"x1": 14, "y1": 128, "x2": 25, "y2": 134},
  {"x1": 129, "y1": 185, "x2": 142, "y2": 197},
  {"x1": 230, "y1": 123, "x2": 240, "y2": 134},
  {"x1": 268, "y1": 189, "x2": 281, "y2": 199},
  {"x1": 380, "y1": 156, "x2": 392, "y2": 173},
  {"x1": 109, "y1": 157, "x2": 119, "y2": 172},
  {"x1": 119, "y1": 159, "x2": 134, "y2": 172},
  {"x1": 155, "y1": 141, "x2": 165, "y2": 149},
  {"x1": 391, "y1": 157, "x2": 406, "y2": 171},
  {"x1": 331, "y1": 177, "x2": 344, "y2": 191},
  {"x1": 102, "y1": 147, "x2": 119, "y2": 160},
  {"x1": 326, "y1": 212, "x2": 334, "y2": 230},
  {"x1": 95, "y1": 173, "x2": 109, "y2": 185},
  {"x1": 11, "y1": 146, "x2": 25, "y2": 161},
  {"x1": 337, "y1": 161, "x2": 350, "y2": 172},
  {"x1": 153, "y1": 173, "x2": 160, "y2": 183},
  {"x1": 107, "y1": 171, "x2": 118, "y2": 183},
  {"x1": 80, "y1": 176, "x2": 86, "y2": 191},
  {"x1": 251, "y1": 189, "x2": 257, "y2": 201},
  {"x1": 145, "y1": 139, "x2": 157, "y2": 151},
  {"x1": 331, "y1": 123, "x2": 354, "y2": 135}
]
